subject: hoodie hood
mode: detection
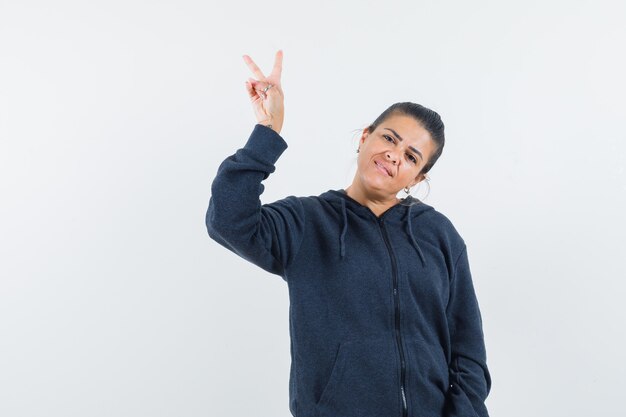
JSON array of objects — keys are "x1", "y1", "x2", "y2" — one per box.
[{"x1": 319, "y1": 189, "x2": 435, "y2": 266}]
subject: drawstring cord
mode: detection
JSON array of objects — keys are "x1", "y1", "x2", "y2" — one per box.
[
  {"x1": 339, "y1": 197, "x2": 427, "y2": 267},
  {"x1": 406, "y1": 203, "x2": 427, "y2": 267},
  {"x1": 339, "y1": 198, "x2": 348, "y2": 258}
]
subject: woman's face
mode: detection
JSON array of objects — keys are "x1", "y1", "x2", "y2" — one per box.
[{"x1": 356, "y1": 114, "x2": 436, "y2": 197}]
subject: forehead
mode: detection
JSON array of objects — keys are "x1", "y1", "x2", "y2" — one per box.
[{"x1": 379, "y1": 114, "x2": 432, "y2": 144}]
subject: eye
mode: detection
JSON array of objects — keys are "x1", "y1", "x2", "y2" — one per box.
[{"x1": 384, "y1": 134, "x2": 418, "y2": 164}]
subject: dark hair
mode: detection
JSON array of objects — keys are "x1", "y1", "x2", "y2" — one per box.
[{"x1": 366, "y1": 101, "x2": 445, "y2": 177}]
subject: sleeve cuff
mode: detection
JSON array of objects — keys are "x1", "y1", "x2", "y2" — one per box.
[{"x1": 241, "y1": 124, "x2": 288, "y2": 165}]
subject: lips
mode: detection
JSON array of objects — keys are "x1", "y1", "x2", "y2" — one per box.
[{"x1": 374, "y1": 160, "x2": 393, "y2": 177}]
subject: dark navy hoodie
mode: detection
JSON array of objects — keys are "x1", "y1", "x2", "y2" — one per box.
[{"x1": 206, "y1": 124, "x2": 492, "y2": 417}]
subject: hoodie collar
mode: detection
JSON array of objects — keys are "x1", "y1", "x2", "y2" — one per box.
[{"x1": 320, "y1": 189, "x2": 433, "y2": 266}]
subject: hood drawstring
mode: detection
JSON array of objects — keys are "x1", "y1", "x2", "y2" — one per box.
[
  {"x1": 339, "y1": 198, "x2": 348, "y2": 258},
  {"x1": 406, "y1": 203, "x2": 427, "y2": 267},
  {"x1": 338, "y1": 197, "x2": 427, "y2": 266}
]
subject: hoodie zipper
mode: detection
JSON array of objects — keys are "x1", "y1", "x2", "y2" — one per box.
[{"x1": 379, "y1": 216, "x2": 409, "y2": 417}]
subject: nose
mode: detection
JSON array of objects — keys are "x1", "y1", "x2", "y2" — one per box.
[{"x1": 385, "y1": 150, "x2": 399, "y2": 165}]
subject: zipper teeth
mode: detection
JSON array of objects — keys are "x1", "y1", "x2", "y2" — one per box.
[{"x1": 380, "y1": 218, "x2": 408, "y2": 417}]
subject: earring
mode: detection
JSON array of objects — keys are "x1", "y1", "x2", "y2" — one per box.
[
  {"x1": 356, "y1": 148, "x2": 360, "y2": 153},
  {"x1": 404, "y1": 186, "x2": 410, "y2": 194}
]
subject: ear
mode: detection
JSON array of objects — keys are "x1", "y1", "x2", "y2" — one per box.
[{"x1": 360, "y1": 128, "x2": 370, "y2": 145}]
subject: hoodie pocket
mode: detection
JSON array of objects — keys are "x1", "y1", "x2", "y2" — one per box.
[
  {"x1": 404, "y1": 337, "x2": 449, "y2": 416},
  {"x1": 315, "y1": 337, "x2": 401, "y2": 417}
]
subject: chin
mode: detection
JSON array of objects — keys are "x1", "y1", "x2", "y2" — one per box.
[{"x1": 361, "y1": 178, "x2": 394, "y2": 195}]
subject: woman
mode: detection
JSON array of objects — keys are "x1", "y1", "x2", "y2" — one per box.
[{"x1": 206, "y1": 50, "x2": 492, "y2": 417}]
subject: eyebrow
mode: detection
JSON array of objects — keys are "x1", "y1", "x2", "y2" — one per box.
[{"x1": 383, "y1": 128, "x2": 423, "y2": 161}]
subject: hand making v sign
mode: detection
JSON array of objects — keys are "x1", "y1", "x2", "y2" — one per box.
[{"x1": 243, "y1": 50, "x2": 285, "y2": 135}]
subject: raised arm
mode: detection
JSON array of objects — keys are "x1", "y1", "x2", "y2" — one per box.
[
  {"x1": 205, "y1": 50, "x2": 305, "y2": 280},
  {"x1": 205, "y1": 123, "x2": 305, "y2": 279}
]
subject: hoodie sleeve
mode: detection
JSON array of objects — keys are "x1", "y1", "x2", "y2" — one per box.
[
  {"x1": 444, "y1": 245, "x2": 492, "y2": 417},
  {"x1": 205, "y1": 124, "x2": 306, "y2": 280}
]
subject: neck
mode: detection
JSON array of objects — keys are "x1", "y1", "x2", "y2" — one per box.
[{"x1": 344, "y1": 183, "x2": 401, "y2": 216}]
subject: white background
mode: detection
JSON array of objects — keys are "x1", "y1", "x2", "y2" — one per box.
[{"x1": 1, "y1": 0, "x2": 625, "y2": 416}]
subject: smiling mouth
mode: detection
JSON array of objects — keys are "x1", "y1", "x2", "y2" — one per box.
[{"x1": 375, "y1": 161, "x2": 392, "y2": 177}]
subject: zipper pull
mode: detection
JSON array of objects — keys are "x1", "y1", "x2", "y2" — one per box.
[{"x1": 400, "y1": 385, "x2": 407, "y2": 411}]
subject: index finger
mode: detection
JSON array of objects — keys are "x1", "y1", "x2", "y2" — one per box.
[{"x1": 242, "y1": 54, "x2": 266, "y2": 80}]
